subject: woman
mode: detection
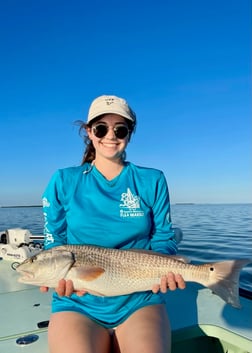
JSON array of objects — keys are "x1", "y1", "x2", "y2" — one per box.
[{"x1": 41, "y1": 95, "x2": 185, "y2": 353}]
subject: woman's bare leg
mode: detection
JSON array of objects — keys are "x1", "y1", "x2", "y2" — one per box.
[
  {"x1": 113, "y1": 304, "x2": 171, "y2": 353},
  {"x1": 48, "y1": 312, "x2": 111, "y2": 353}
]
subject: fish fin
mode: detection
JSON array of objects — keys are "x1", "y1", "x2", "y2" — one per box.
[
  {"x1": 86, "y1": 289, "x2": 106, "y2": 296},
  {"x1": 207, "y1": 259, "x2": 252, "y2": 309},
  {"x1": 127, "y1": 249, "x2": 190, "y2": 263},
  {"x1": 167, "y1": 255, "x2": 190, "y2": 263},
  {"x1": 74, "y1": 267, "x2": 105, "y2": 281}
]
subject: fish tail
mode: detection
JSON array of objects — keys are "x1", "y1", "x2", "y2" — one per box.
[{"x1": 207, "y1": 259, "x2": 251, "y2": 309}]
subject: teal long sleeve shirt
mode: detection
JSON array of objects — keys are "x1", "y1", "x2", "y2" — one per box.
[{"x1": 42, "y1": 162, "x2": 177, "y2": 327}]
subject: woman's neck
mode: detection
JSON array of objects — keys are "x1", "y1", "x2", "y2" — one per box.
[{"x1": 93, "y1": 158, "x2": 124, "y2": 180}]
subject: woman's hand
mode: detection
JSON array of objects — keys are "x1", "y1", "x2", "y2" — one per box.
[
  {"x1": 152, "y1": 272, "x2": 186, "y2": 294},
  {"x1": 40, "y1": 279, "x2": 87, "y2": 297}
]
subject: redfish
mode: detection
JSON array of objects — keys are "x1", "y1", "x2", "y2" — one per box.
[{"x1": 16, "y1": 244, "x2": 251, "y2": 308}]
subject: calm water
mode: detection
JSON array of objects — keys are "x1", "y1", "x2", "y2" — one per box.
[{"x1": 0, "y1": 204, "x2": 251, "y2": 291}]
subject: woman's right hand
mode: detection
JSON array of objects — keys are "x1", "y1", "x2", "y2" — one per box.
[{"x1": 40, "y1": 279, "x2": 87, "y2": 297}]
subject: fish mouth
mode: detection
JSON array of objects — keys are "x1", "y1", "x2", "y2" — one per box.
[{"x1": 17, "y1": 270, "x2": 35, "y2": 281}]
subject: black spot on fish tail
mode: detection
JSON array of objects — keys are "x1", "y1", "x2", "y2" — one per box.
[{"x1": 208, "y1": 259, "x2": 252, "y2": 309}]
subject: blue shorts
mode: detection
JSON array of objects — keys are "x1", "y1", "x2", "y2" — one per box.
[{"x1": 51, "y1": 291, "x2": 166, "y2": 328}]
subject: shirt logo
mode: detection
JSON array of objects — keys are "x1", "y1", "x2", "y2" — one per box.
[
  {"x1": 119, "y1": 188, "x2": 144, "y2": 218},
  {"x1": 120, "y1": 188, "x2": 140, "y2": 208}
]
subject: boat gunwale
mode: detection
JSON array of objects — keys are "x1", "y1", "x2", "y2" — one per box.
[{"x1": 172, "y1": 323, "x2": 252, "y2": 351}]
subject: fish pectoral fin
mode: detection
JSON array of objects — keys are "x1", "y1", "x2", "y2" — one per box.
[{"x1": 74, "y1": 266, "x2": 105, "y2": 281}]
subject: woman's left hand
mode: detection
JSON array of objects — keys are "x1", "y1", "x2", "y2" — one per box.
[{"x1": 152, "y1": 272, "x2": 186, "y2": 294}]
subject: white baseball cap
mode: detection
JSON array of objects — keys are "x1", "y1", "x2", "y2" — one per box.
[{"x1": 87, "y1": 95, "x2": 136, "y2": 124}]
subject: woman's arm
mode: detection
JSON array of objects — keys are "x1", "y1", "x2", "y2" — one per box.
[
  {"x1": 150, "y1": 172, "x2": 186, "y2": 292},
  {"x1": 150, "y1": 172, "x2": 177, "y2": 255},
  {"x1": 42, "y1": 170, "x2": 68, "y2": 249}
]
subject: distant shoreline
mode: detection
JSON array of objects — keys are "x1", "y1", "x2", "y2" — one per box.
[
  {"x1": 175, "y1": 203, "x2": 195, "y2": 205},
  {"x1": 0, "y1": 203, "x2": 251, "y2": 209},
  {"x1": 0, "y1": 205, "x2": 42, "y2": 208}
]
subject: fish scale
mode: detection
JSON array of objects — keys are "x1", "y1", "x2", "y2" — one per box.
[{"x1": 67, "y1": 245, "x2": 212, "y2": 283}]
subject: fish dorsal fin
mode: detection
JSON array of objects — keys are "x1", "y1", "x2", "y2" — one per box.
[
  {"x1": 126, "y1": 249, "x2": 190, "y2": 263},
  {"x1": 73, "y1": 266, "x2": 105, "y2": 281},
  {"x1": 167, "y1": 255, "x2": 190, "y2": 263}
]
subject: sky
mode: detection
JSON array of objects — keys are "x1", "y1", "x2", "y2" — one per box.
[{"x1": 0, "y1": 0, "x2": 251, "y2": 206}]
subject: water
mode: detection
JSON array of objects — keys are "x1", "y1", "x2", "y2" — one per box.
[
  {"x1": 0, "y1": 206, "x2": 44, "y2": 235},
  {"x1": 171, "y1": 203, "x2": 252, "y2": 292},
  {"x1": 0, "y1": 204, "x2": 251, "y2": 292}
]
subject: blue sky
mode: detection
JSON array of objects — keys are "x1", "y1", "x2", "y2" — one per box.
[{"x1": 0, "y1": 0, "x2": 251, "y2": 206}]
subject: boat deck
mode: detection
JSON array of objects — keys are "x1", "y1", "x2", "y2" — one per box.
[{"x1": 0, "y1": 259, "x2": 251, "y2": 352}]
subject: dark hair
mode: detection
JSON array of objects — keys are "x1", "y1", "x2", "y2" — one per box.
[{"x1": 76, "y1": 116, "x2": 136, "y2": 165}]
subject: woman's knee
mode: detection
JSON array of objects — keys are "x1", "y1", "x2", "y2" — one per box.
[
  {"x1": 48, "y1": 312, "x2": 111, "y2": 353},
  {"x1": 114, "y1": 305, "x2": 171, "y2": 353}
]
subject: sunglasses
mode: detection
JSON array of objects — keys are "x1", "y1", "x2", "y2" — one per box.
[{"x1": 92, "y1": 123, "x2": 130, "y2": 139}]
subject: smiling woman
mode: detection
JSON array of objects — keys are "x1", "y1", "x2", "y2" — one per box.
[
  {"x1": 77, "y1": 95, "x2": 136, "y2": 166},
  {"x1": 40, "y1": 94, "x2": 185, "y2": 353}
]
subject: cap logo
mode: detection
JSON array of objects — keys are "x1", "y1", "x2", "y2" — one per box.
[{"x1": 105, "y1": 98, "x2": 115, "y2": 105}]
